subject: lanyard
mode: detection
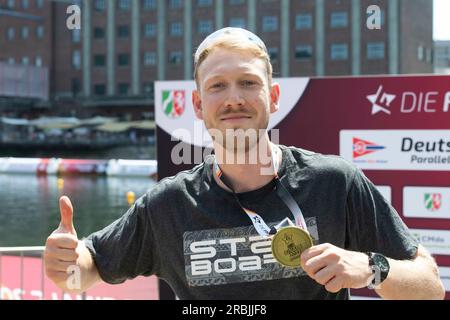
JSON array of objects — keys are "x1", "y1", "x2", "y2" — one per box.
[{"x1": 213, "y1": 145, "x2": 307, "y2": 237}]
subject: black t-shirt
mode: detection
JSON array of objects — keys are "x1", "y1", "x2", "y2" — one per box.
[{"x1": 84, "y1": 145, "x2": 418, "y2": 299}]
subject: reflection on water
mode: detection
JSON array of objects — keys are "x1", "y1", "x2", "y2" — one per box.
[{"x1": 0, "y1": 174, "x2": 156, "y2": 247}]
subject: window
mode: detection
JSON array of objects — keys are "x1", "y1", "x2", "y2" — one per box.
[
  {"x1": 118, "y1": 54, "x2": 130, "y2": 66},
  {"x1": 21, "y1": 26, "x2": 29, "y2": 39},
  {"x1": 118, "y1": 25, "x2": 130, "y2": 38},
  {"x1": 295, "y1": 14, "x2": 312, "y2": 30},
  {"x1": 295, "y1": 45, "x2": 313, "y2": 60},
  {"x1": 72, "y1": 29, "x2": 80, "y2": 42},
  {"x1": 262, "y1": 16, "x2": 278, "y2": 32},
  {"x1": 418, "y1": 46, "x2": 425, "y2": 61},
  {"x1": 35, "y1": 56, "x2": 42, "y2": 67},
  {"x1": 230, "y1": 0, "x2": 244, "y2": 5},
  {"x1": 94, "y1": 84, "x2": 106, "y2": 96},
  {"x1": 330, "y1": 12, "x2": 348, "y2": 28},
  {"x1": 143, "y1": 0, "x2": 156, "y2": 10},
  {"x1": 22, "y1": 0, "x2": 29, "y2": 9},
  {"x1": 197, "y1": 0, "x2": 212, "y2": 6},
  {"x1": 144, "y1": 52, "x2": 157, "y2": 66},
  {"x1": 331, "y1": 43, "x2": 348, "y2": 60},
  {"x1": 72, "y1": 78, "x2": 81, "y2": 96},
  {"x1": 170, "y1": 22, "x2": 183, "y2": 37},
  {"x1": 268, "y1": 47, "x2": 279, "y2": 63},
  {"x1": 36, "y1": 25, "x2": 44, "y2": 39},
  {"x1": 426, "y1": 48, "x2": 433, "y2": 64},
  {"x1": 118, "y1": 83, "x2": 130, "y2": 95},
  {"x1": 72, "y1": 50, "x2": 81, "y2": 69},
  {"x1": 367, "y1": 42, "x2": 385, "y2": 60},
  {"x1": 229, "y1": 18, "x2": 246, "y2": 28},
  {"x1": 94, "y1": 55, "x2": 106, "y2": 67},
  {"x1": 7, "y1": 58, "x2": 15, "y2": 65},
  {"x1": 198, "y1": 20, "x2": 213, "y2": 35},
  {"x1": 119, "y1": 0, "x2": 130, "y2": 10},
  {"x1": 94, "y1": 27, "x2": 105, "y2": 39},
  {"x1": 7, "y1": 0, "x2": 15, "y2": 9},
  {"x1": 143, "y1": 82, "x2": 154, "y2": 96},
  {"x1": 144, "y1": 23, "x2": 156, "y2": 38},
  {"x1": 169, "y1": 51, "x2": 182, "y2": 65},
  {"x1": 36, "y1": 0, "x2": 43, "y2": 8},
  {"x1": 170, "y1": 0, "x2": 182, "y2": 9},
  {"x1": 7, "y1": 28, "x2": 15, "y2": 41},
  {"x1": 94, "y1": 0, "x2": 105, "y2": 11},
  {"x1": 22, "y1": 56, "x2": 29, "y2": 65}
]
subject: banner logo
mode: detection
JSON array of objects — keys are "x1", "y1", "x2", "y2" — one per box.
[
  {"x1": 366, "y1": 85, "x2": 396, "y2": 115},
  {"x1": 424, "y1": 193, "x2": 442, "y2": 212},
  {"x1": 353, "y1": 137, "x2": 386, "y2": 159},
  {"x1": 162, "y1": 90, "x2": 185, "y2": 118}
]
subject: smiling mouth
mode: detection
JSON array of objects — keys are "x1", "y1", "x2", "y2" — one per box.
[{"x1": 220, "y1": 115, "x2": 252, "y2": 121}]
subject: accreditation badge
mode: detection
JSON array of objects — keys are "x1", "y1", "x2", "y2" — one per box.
[{"x1": 271, "y1": 226, "x2": 313, "y2": 268}]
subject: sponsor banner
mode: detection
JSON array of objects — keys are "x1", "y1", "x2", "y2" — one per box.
[
  {"x1": 440, "y1": 267, "x2": 450, "y2": 292},
  {"x1": 340, "y1": 130, "x2": 450, "y2": 171},
  {"x1": 404, "y1": 187, "x2": 450, "y2": 219},
  {"x1": 410, "y1": 229, "x2": 450, "y2": 256},
  {"x1": 365, "y1": 82, "x2": 450, "y2": 117},
  {"x1": 156, "y1": 76, "x2": 450, "y2": 299},
  {"x1": 0, "y1": 255, "x2": 158, "y2": 300},
  {"x1": 375, "y1": 186, "x2": 392, "y2": 204}
]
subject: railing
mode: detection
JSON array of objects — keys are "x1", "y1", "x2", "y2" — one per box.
[
  {"x1": 0, "y1": 246, "x2": 45, "y2": 300},
  {"x1": 0, "y1": 246, "x2": 88, "y2": 300},
  {"x1": 0, "y1": 246, "x2": 158, "y2": 300}
]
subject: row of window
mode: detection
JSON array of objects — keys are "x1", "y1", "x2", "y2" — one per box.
[
  {"x1": 5, "y1": 56, "x2": 43, "y2": 67},
  {"x1": 5, "y1": 26, "x2": 44, "y2": 41},
  {"x1": 89, "y1": 82, "x2": 155, "y2": 96},
  {"x1": 79, "y1": 21, "x2": 209, "y2": 42},
  {"x1": 4, "y1": 0, "x2": 44, "y2": 10},
  {"x1": 70, "y1": 42, "x2": 386, "y2": 71},
  {"x1": 92, "y1": 0, "x2": 244, "y2": 12},
  {"x1": 84, "y1": 11, "x2": 382, "y2": 41},
  {"x1": 289, "y1": 43, "x2": 386, "y2": 61},
  {"x1": 91, "y1": 15, "x2": 302, "y2": 40}
]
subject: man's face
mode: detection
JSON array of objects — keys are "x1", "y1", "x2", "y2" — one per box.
[{"x1": 192, "y1": 48, "x2": 280, "y2": 151}]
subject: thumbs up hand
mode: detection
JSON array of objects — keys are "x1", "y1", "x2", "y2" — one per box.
[
  {"x1": 55, "y1": 196, "x2": 77, "y2": 237},
  {"x1": 44, "y1": 196, "x2": 80, "y2": 290}
]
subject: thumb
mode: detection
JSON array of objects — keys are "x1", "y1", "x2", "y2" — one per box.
[{"x1": 58, "y1": 196, "x2": 77, "y2": 236}]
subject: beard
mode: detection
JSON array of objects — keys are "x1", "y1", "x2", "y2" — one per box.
[{"x1": 206, "y1": 115, "x2": 270, "y2": 166}]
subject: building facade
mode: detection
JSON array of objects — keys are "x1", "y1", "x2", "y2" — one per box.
[
  {"x1": 0, "y1": 0, "x2": 434, "y2": 117},
  {"x1": 434, "y1": 40, "x2": 450, "y2": 75}
]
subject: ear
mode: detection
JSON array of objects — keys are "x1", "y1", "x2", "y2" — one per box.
[
  {"x1": 192, "y1": 89, "x2": 204, "y2": 120},
  {"x1": 269, "y1": 82, "x2": 280, "y2": 114}
]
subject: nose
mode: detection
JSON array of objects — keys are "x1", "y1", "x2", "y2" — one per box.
[{"x1": 224, "y1": 85, "x2": 245, "y2": 108}]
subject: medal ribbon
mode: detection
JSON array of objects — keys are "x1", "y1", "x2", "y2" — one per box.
[{"x1": 213, "y1": 144, "x2": 307, "y2": 237}]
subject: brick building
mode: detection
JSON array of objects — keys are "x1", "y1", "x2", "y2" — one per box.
[
  {"x1": 434, "y1": 40, "x2": 450, "y2": 75},
  {"x1": 0, "y1": 0, "x2": 434, "y2": 118}
]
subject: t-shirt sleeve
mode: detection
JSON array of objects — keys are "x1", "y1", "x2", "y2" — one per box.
[
  {"x1": 84, "y1": 193, "x2": 158, "y2": 284},
  {"x1": 345, "y1": 167, "x2": 419, "y2": 260}
]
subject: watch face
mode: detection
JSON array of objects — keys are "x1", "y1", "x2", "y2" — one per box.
[{"x1": 373, "y1": 254, "x2": 389, "y2": 272}]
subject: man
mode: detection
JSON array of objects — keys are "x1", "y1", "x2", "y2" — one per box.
[{"x1": 44, "y1": 28, "x2": 445, "y2": 299}]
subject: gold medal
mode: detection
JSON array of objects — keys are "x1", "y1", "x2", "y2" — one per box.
[{"x1": 271, "y1": 226, "x2": 313, "y2": 268}]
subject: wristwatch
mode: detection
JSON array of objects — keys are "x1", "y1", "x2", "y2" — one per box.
[{"x1": 366, "y1": 252, "x2": 390, "y2": 289}]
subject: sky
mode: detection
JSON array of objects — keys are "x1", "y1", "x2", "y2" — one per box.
[{"x1": 434, "y1": 0, "x2": 450, "y2": 40}]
